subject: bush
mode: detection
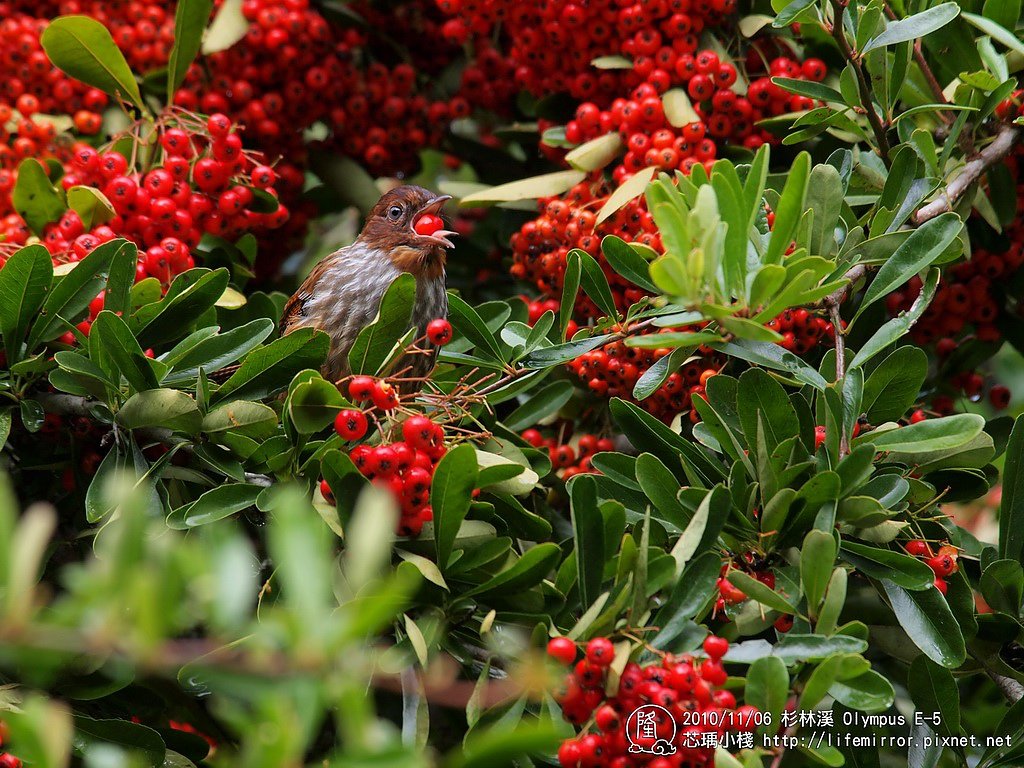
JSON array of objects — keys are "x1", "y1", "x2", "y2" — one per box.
[{"x1": 0, "y1": 0, "x2": 1023, "y2": 767}]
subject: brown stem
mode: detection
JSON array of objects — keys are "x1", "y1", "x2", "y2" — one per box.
[
  {"x1": 829, "y1": 0, "x2": 891, "y2": 165},
  {"x1": 912, "y1": 124, "x2": 1021, "y2": 225}
]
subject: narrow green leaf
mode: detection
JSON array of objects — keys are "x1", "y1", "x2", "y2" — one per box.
[
  {"x1": 571, "y1": 475, "x2": 605, "y2": 609},
  {"x1": 0, "y1": 245, "x2": 52, "y2": 363},
  {"x1": 168, "y1": 0, "x2": 213, "y2": 97},
  {"x1": 40, "y1": 16, "x2": 144, "y2": 109},
  {"x1": 862, "y1": 3, "x2": 961, "y2": 54},
  {"x1": 880, "y1": 580, "x2": 966, "y2": 667},
  {"x1": 432, "y1": 444, "x2": 478, "y2": 570}
]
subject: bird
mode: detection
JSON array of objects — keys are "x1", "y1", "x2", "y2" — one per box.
[{"x1": 281, "y1": 185, "x2": 456, "y2": 385}]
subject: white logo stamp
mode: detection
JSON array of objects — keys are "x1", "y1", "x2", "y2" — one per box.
[{"x1": 625, "y1": 704, "x2": 677, "y2": 755}]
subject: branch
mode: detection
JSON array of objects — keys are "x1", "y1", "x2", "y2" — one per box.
[
  {"x1": 913, "y1": 124, "x2": 1021, "y2": 225},
  {"x1": 829, "y1": 0, "x2": 891, "y2": 165}
]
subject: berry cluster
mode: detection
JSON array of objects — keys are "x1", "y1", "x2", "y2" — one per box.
[
  {"x1": 768, "y1": 308, "x2": 835, "y2": 355},
  {"x1": 173, "y1": 0, "x2": 458, "y2": 176},
  {"x1": 347, "y1": 415, "x2": 448, "y2": 537},
  {"x1": 0, "y1": 113, "x2": 292, "y2": 302},
  {"x1": 567, "y1": 332, "x2": 723, "y2": 422},
  {"x1": 521, "y1": 429, "x2": 615, "y2": 480},
  {"x1": 436, "y1": 0, "x2": 735, "y2": 104},
  {"x1": 904, "y1": 539, "x2": 959, "y2": 594},
  {"x1": 547, "y1": 634, "x2": 755, "y2": 767},
  {"x1": 0, "y1": 720, "x2": 19, "y2": 768},
  {"x1": 0, "y1": 9, "x2": 108, "y2": 136},
  {"x1": 511, "y1": 182, "x2": 658, "y2": 318}
]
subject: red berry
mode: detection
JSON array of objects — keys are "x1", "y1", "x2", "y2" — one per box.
[
  {"x1": 703, "y1": 635, "x2": 729, "y2": 659},
  {"x1": 927, "y1": 554, "x2": 956, "y2": 577},
  {"x1": 426, "y1": 318, "x2": 452, "y2": 346},
  {"x1": 774, "y1": 614, "x2": 794, "y2": 632},
  {"x1": 910, "y1": 410, "x2": 927, "y2": 424},
  {"x1": 585, "y1": 636, "x2": 614, "y2": 667},
  {"x1": 348, "y1": 376, "x2": 376, "y2": 401},
  {"x1": 933, "y1": 577, "x2": 948, "y2": 595},
  {"x1": 991, "y1": 385, "x2": 1011, "y2": 409},
  {"x1": 334, "y1": 409, "x2": 368, "y2": 440},
  {"x1": 547, "y1": 637, "x2": 578, "y2": 665},
  {"x1": 371, "y1": 382, "x2": 400, "y2": 411},
  {"x1": 414, "y1": 213, "x2": 445, "y2": 236},
  {"x1": 905, "y1": 539, "x2": 930, "y2": 557},
  {"x1": 319, "y1": 479, "x2": 334, "y2": 502}
]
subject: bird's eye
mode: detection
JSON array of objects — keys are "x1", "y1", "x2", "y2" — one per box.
[{"x1": 387, "y1": 205, "x2": 403, "y2": 220}]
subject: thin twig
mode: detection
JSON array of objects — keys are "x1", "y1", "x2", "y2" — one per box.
[
  {"x1": 913, "y1": 124, "x2": 1021, "y2": 225},
  {"x1": 828, "y1": 0, "x2": 891, "y2": 165}
]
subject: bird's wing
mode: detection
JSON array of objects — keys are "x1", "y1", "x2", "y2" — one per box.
[{"x1": 281, "y1": 253, "x2": 340, "y2": 334}]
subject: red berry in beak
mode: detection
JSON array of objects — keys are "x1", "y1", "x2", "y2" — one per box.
[{"x1": 414, "y1": 213, "x2": 445, "y2": 236}]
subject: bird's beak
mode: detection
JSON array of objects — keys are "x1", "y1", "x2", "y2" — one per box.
[{"x1": 415, "y1": 194, "x2": 458, "y2": 249}]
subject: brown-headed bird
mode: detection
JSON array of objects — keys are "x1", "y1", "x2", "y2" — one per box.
[{"x1": 281, "y1": 185, "x2": 455, "y2": 384}]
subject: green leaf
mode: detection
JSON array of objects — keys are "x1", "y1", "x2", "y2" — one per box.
[
  {"x1": 560, "y1": 251, "x2": 582, "y2": 340},
  {"x1": 862, "y1": 3, "x2": 961, "y2": 54},
  {"x1": 522, "y1": 334, "x2": 613, "y2": 369},
  {"x1": 727, "y1": 570, "x2": 795, "y2": 613},
  {"x1": 829, "y1": 669, "x2": 895, "y2": 712},
  {"x1": 980, "y1": 559, "x2": 1024, "y2": 615},
  {"x1": 463, "y1": 542, "x2": 561, "y2": 597},
  {"x1": 564, "y1": 133, "x2": 623, "y2": 172},
  {"x1": 772, "y1": 633, "x2": 868, "y2": 663},
  {"x1": 66, "y1": 185, "x2": 115, "y2": 231},
  {"x1": 202, "y1": 0, "x2": 248, "y2": 54},
  {"x1": 908, "y1": 655, "x2": 960, "y2": 736},
  {"x1": 575, "y1": 249, "x2": 619, "y2": 319},
  {"x1": 571, "y1": 475, "x2": 605, "y2": 609},
  {"x1": 764, "y1": 152, "x2": 809, "y2": 264},
  {"x1": 596, "y1": 166, "x2": 656, "y2": 225},
  {"x1": 133, "y1": 268, "x2": 231, "y2": 347},
  {"x1": 855, "y1": 214, "x2": 961, "y2": 321},
  {"x1": 0, "y1": 245, "x2": 52, "y2": 363},
  {"x1": 737, "y1": 368, "x2": 798, "y2": 455},
  {"x1": 850, "y1": 268, "x2": 939, "y2": 369},
  {"x1": 504, "y1": 381, "x2": 573, "y2": 432},
  {"x1": 432, "y1": 444, "x2": 479, "y2": 570},
  {"x1": 164, "y1": 318, "x2": 275, "y2": 382},
  {"x1": 602, "y1": 235, "x2": 658, "y2": 293},
  {"x1": 286, "y1": 375, "x2": 344, "y2": 434},
  {"x1": 348, "y1": 273, "x2": 416, "y2": 375},
  {"x1": 880, "y1": 580, "x2": 966, "y2": 667},
  {"x1": 714, "y1": 339, "x2": 828, "y2": 390},
  {"x1": 746, "y1": 656, "x2": 789, "y2": 736},
  {"x1": 1000, "y1": 414, "x2": 1024, "y2": 563},
  {"x1": 800, "y1": 653, "x2": 846, "y2": 709},
  {"x1": 772, "y1": 77, "x2": 845, "y2": 103},
  {"x1": 203, "y1": 400, "x2": 278, "y2": 438},
  {"x1": 117, "y1": 389, "x2": 202, "y2": 433},
  {"x1": 182, "y1": 483, "x2": 262, "y2": 527},
  {"x1": 40, "y1": 16, "x2": 144, "y2": 110},
  {"x1": 651, "y1": 551, "x2": 719, "y2": 647},
  {"x1": 29, "y1": 238, "x2": 131, "y2": 349},
  {"x1": 168, "y1": 0, "x2": 213, "y2": 98},
  {"x1": 12, "y1": 158, "x2": 65, "y2": 236},
  {"x1": 963, "y1": 11, "x2": 1024, "y2": 56},
  {"x1": 860, "y1": 346, "x2": 927, "y2": 423},
  {"x1": 73, "y1": 716, "x2": 166, "y2": 768},
  {"x1": 91, "y1": 310, "x2": 160, "y2": 392},
  {"x1": 802, "y1": 530, "x2": 837, "y2": 616},
  {"x1": 212, "y1": 327, "x2": 329, "y2": 403},
  {"x1": 448, "y1": 293, "x2": 505, "y2": 362},
  {"x1": 459, "y1": 171, "x2": 586, "y2": 205},
  {"x1": 633, "y1": 347, "x2": 693, "y2": 400},
  {"x1": 859, "y1": 413, "x2": 984, "y2": 454},
  {"x1": 840, "y1": 542, "x2": 935, "y2": 590}
]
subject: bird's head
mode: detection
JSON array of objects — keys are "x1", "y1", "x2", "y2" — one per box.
[{"x1": 359, "y1": 186, "x2": 456, "y2": 278}]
